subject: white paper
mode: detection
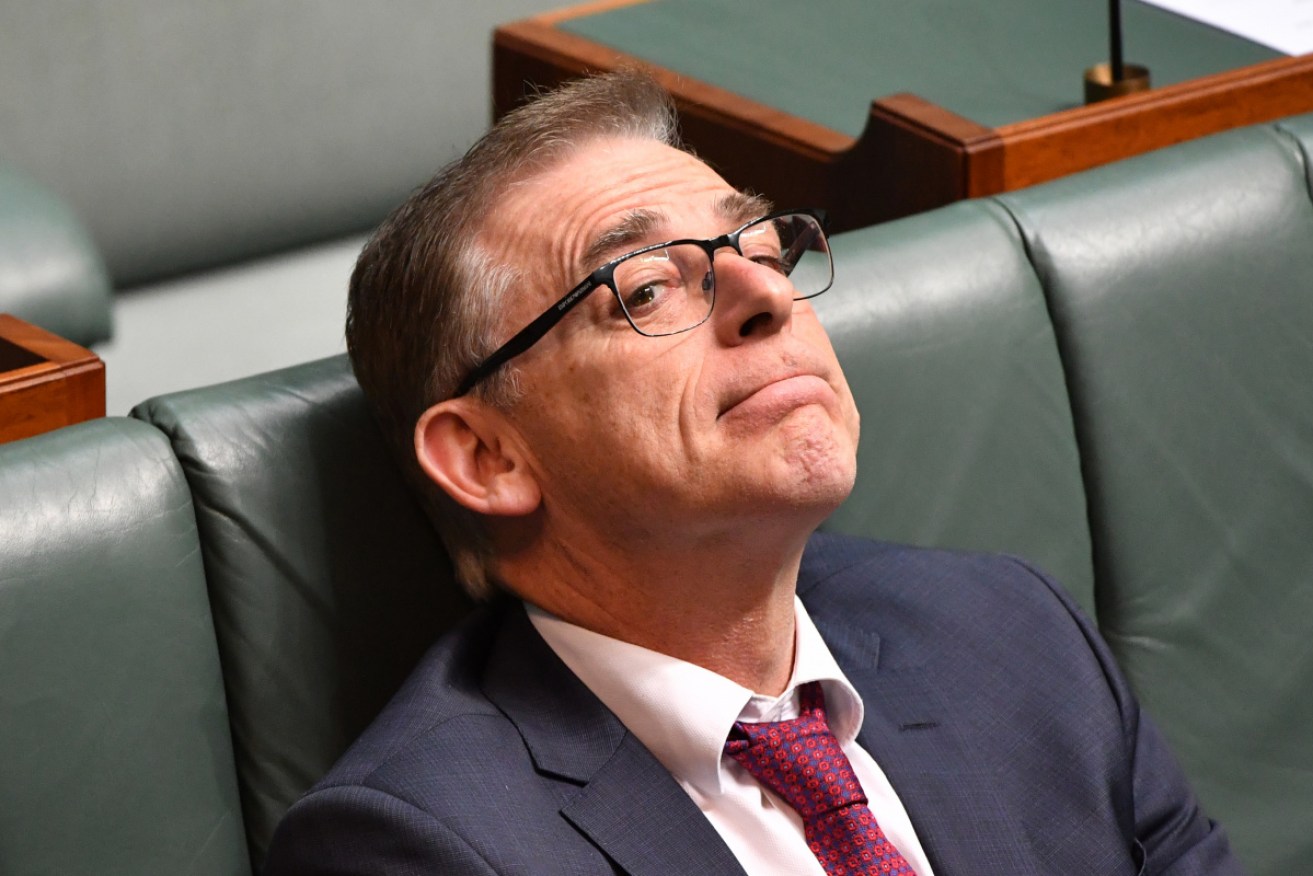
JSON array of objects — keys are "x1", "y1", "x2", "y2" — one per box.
[{"x1": 1140, "y1": 0, "x2": 1313, "y2": 55}]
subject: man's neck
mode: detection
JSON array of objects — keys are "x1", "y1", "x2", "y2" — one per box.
[{"x1": 494, "y1": 521, "x2": 810, "y2": 695}]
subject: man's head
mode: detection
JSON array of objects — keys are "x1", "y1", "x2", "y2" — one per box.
[{"x1": 348, "y1": 72, "x2": 859, "y2": 601}]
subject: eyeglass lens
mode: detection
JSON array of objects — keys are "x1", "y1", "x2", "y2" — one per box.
[{"x1": 613, "y1": 212, "x2": 832, "y2": 337}]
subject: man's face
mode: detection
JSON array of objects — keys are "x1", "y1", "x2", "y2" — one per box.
[{"x1": 479, "y1": 137, "x2": 860, "y2": 547}]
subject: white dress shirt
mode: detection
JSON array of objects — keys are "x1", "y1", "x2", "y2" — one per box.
[{"x1": 528, "y1": 599, "x2": 936, "y2": 876}]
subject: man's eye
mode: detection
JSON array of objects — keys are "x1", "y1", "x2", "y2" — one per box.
[
  {"x1": 623, "y1": 281, "x2": 668, "y2": 312},
  {"x1": 742, "y1": 242, "x2": 788, "y2": 275}
]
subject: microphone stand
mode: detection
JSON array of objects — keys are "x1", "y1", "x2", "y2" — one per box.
[{"x1": 1085, "y1": 0, "x2": 1151, "y2": 103}]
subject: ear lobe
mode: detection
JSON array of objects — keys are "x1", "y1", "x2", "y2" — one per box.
[{"x1": 414, "y1": 400, "x2": 541, "y2": 517}]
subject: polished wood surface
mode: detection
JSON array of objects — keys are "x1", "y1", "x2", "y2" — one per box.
[
  {"x1": 494, "y1": 7, "x2": 1313, "y2": 231},
  {"x1": 0, "y1": 314, "x2": 105, "y2": 443},
  {"x1": 997, "y1": 54, "x2": 1313, "y2": 190}
]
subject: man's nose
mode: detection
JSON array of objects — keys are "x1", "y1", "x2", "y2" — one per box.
[{"x1": 709, "y1": 251, "x2": 796, "y2": 345}]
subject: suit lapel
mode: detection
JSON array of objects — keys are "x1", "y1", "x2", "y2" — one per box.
[
  {"x1": 807, "y1": 587, "x2": 1042, "y2": 876},
  {"x1": 482, "y1": 605, "x2": 747, "y2": 876},
  {"x1": 560, "y1": 734, "x2": 748, "y2": 876}
]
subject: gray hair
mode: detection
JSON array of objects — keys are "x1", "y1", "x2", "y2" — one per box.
[{"x1": 346, "y1": 70, "x2": 680, "y2": 599}]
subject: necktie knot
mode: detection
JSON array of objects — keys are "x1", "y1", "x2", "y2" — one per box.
[{"x1": 726, "y1": 681, "x2": 915, "y2": 876}]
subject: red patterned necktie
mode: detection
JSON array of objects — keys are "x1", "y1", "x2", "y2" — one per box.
[{"x1": 725, "y1": 681, "x2": 916, "y2": 876}]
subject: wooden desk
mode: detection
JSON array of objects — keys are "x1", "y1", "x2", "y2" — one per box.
[
  {"x1": 495, "y1": 0, "x2": 1313, "y2": 232},
  {"x1": 0, "y1": 315, "x2": 105, "y2": 443}
]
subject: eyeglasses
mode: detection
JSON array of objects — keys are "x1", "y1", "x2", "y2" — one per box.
[{"x1": 454, "y1": 209, "x2": 833, "y2": 397}]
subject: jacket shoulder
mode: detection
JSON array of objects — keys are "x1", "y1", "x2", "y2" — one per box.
[{"x1": 306, "y1": 600, "x2": 518, "y2": 790}]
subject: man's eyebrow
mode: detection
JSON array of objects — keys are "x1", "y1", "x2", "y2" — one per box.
[
  {"x1": 578, "y1": 192, "x2": 773, "y2": 276},
  {"x1": 716, "y1": 191, "x2": 773, "y2": 226},
  {"x1": 581, "y1": 209, "x2": 667, "y2": 274}
]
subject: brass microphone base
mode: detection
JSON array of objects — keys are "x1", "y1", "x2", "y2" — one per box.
[{"x1": 1084, "y1": 62, "x2": 1151, "y2": 104}]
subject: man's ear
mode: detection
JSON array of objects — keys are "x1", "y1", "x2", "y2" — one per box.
[{"x1": 414, "y1": 399, "x2": 541, "y2": 517}]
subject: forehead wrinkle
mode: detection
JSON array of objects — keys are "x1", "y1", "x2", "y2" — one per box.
[{"x1": 579, "y1": 190, "x2": 772, "y2": 276}]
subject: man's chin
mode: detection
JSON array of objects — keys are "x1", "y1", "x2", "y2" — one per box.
[{"x1": 746, "y1": 421, "x2": 858, "y2": 518}]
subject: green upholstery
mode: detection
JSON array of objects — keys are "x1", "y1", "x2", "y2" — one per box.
[
  {"x1": 0, "y1": 166, "x2": 113, "y2": 346},
  {"x1": 997, "y1": 117, "x2": 1313, "y2": 876},
  {"x1": 0, "y1": 418, "x2": 246, "y2": 876},
  {"x1": 131, "y1": 355, "x2": 469, "y2": 867},
  {"x1": 562, "y1": 0, "x2": 1279, "y2": 135},
  {"x1": 818, "y1": 201, "x2": 1093, "y2": 615},
  {"x1": 1278, "y1": 113, "x2": 1313, "y2": 191}
]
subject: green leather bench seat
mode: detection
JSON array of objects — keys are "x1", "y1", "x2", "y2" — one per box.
[
  {"x1": 0, "y1": 166, "x2": 113, "y2": 346},
  {"x1": 997, "y1": 117, "x2": 1313, "y2": 876},
  {"x1": 817, "y1": 200, "x2": 1094, "y2": 615},
  {"x1": 0, "y1": 418, "x2": 246, "y2": 875},
  {"x1": 131, "y1": 356, "x2": 470, "y2": 864}
]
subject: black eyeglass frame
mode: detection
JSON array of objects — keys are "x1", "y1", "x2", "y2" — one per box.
[{"x1": 454, "y1": 208, "x2": 831, "y2": 397}]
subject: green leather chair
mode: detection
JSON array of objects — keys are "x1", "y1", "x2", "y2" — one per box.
[
  {"x1": 0, "y1": 166, "x2": 113, "y2": 346},
  {"x1": 132, "y1": 357, "x2": 471, "y2": 866},
  {"x1": 996, "y1": 114, "x2": 1313, "y2": 876},
  {"x1": 0, "y1": 418, "x2": 246, "y2": 875},
  {"x1": 816, "y1": 199, "x2": 1094, "y2": 615}
]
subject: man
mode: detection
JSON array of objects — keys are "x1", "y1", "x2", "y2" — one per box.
[{"x1": 264, "y1": 72, "x2": 1242, "y2": 874}]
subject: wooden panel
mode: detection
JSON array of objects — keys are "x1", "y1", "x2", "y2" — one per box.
[
  {"x1": 850, "y1": 95, "x2": 1003, "y2": 224},
  {"x1": 995, "y1": 54, "x2": 1313, "y2": 190},
  {"x1": 494, "y1": 3, "x2": 1313, "y2": 229},
  {"x1": 0, "y1": 314, "x2": 105, "y2": 444},
  {"x1": 495, "y1": 16, "x2": 972, "y2": 229},
  {"x1": 493, "y1": 16, "x2": 863, "y2": 225}
]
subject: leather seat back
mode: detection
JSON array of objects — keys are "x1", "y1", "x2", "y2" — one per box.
[
  {"x1": 998, "y1": 115, "x2": 1313, "y2": 875},
  {"x1": 818, "y1": 200, "x2": 1094, "y2": 614},
  {"x1": 132, "y1": 355, "x2": 469, "y2": 867},
  {"x1": 0, "y1": 166, "x2": 113, "y2": 346},
  {"x1": 0, "y1": 418, "x2": 248, "y2": 875}
]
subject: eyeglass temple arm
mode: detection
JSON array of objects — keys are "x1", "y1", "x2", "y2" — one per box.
[
  {"x1": 784, "y1": 227, "x2": 820, "y2": 265},
  {"x1": 780, "y1": 215, "x2": 830, "y2": 298},
  {"x1": 774, "y1": 209, "x2": 828, "y2": 266},
  {"x1": 453, "y1": 279, "x2": 593, "y2": 397}
]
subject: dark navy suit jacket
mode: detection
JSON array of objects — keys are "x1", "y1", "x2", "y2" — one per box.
[{"x1": 264, "y1": 534, "x2": 1243, "y2": 875}]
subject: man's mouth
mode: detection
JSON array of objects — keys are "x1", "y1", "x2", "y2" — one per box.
[{"x1": 718, "y1": 372, "x2": 833, "y2": 422}]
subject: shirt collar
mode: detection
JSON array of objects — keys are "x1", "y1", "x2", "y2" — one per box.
[{"x1": 527, "y1": 597, "x2": 866, "y2": 797}]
